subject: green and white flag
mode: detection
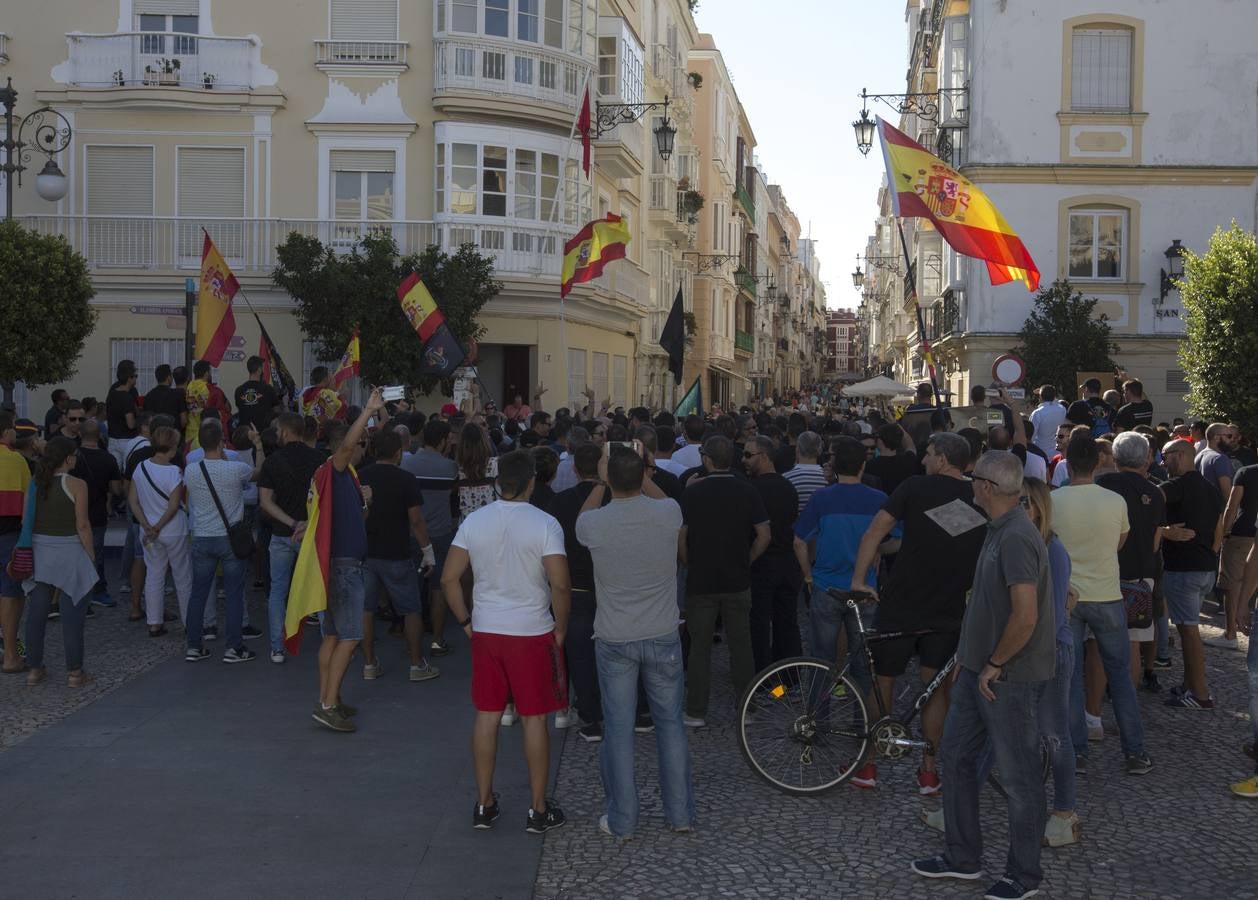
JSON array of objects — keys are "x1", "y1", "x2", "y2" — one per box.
[{"x1": 673, "y1": 375, "x2": 702, "y2": 418}]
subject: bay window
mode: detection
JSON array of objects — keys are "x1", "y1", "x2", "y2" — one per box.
[
  {"x1": 595, "y1": 16, "x2": 644, "y2": 104},
  {"x1": 437, "y1": 0, "x2": 589, "y2": 53}
]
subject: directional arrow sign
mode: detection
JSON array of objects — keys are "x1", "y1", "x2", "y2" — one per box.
[
  {"x1": 220, "y1": 350, "x2": 246, "y2": 363},
  {"x1": 229, "y1": 335, "x2": 246, "y2": 347}
]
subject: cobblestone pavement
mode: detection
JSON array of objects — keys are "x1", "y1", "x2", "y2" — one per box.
[{"x1": 536, "y1": 611, "x2": 1257, "y2": 899}]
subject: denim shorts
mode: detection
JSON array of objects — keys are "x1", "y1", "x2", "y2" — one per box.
[
  {"x1": 0, "y1": 531, "x2": 23, "y2": 597},
  {"x1": 1162, "y1": 569, "x2": 1216, "y2": 625},
  {"x1": 364, "y1": 557, "x2": 421, "y2": 615},
  {"x1": 321, "y1": 558, "x2": 366, "y2": 640}
]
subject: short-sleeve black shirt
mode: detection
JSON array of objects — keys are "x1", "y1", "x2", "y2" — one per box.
[
  {"x1": 1096, "y1": 470, "x2": 1166, "y2": 580},
  {"x1": 358, "y1": 462, "x2": 423, "y2": 560},
  {"x1": 144, "y1": 384, "x2": 185, "y2": 422},
  {"x1": 547, "y1": 481, "x2": 607, "y2": 592},
  {"x1": 1161, "y1": 470, "x2": 1222, "y2": 572},
  {"x1": 681, "y1": 473, "x2": 769, "y2": 594},
  {"x1": 258, "y1": 442, "x2": 327, "y2": 537},
  {"x1": 1228, "y1": 464, "x2": 1258, "y2": 538},
  {"x1": 234, "y1": 379, "x2": 280, "y2": 432},
  {"x1": 106, "y1": 387, "x2": 138, "y2": 440},
  {"x1": 748, "y1": 472, "x2": 798, "y2": 563},
  {"x1": 72, "y1": 445, "x2": 121, "y2": 528}
]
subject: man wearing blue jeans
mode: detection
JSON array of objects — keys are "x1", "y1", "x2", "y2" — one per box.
[
  {"x1": 259, "y1": 412, "x2": 327, "y2": 664},
  {"x1": 577, "y1": 443, "x2": 695, "y2": 837},
  {"x1": 911, "y1": 452, "x2": 1054, "y2": 900}
]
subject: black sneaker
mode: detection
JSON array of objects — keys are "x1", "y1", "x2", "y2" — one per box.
[
  {"x1": 1140, "y1": 671, "x2": 1162, "y2": 693},
  {"x1": 241, "y1": 625, "x2": 263, "y2": 640},
  {"x1": 185, "y1": 648, "x2": 211, "y2": 662},
  {"x1": 910, "y1": 855, "x2": 982, "y2": 881},
  {"x1": 430, "y1": 639, "x2": 451, "y2": 657},
  {"x1": 1152, "y1": 657, "x2": 1173, "y2": 669},
  {"x1": 983, "y1": 876, "x2": 1038, "y2": 899},
  {"x1": 473, "y1": 793, "x2": 501, "y2": 830},
  {"x1": 47, "y1": 607, "x2": 60, "y2": 620},
  {"x1": 578, "y1": 722, "x2": 604, "y2": 743},
  {"x1": 202, "y1": 626, "x2": 219, "y2": 642},
  {"x1": 1164, "y1": 692, "x2": 1215, "y2": 709},
  {"x1": 634, "y1": 713, "x2": 655, "y2": 734},
  {"x1": 525, "y1": 801, "x2": 565, "y2": 834},
  {"x1": 1125, "y1": 752, "x2": 1153, "y2": 775},
  {"x1": 222, "y1": 647, "x2": 257, "y2": 664}
]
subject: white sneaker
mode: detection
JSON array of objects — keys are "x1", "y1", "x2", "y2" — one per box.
[
  {"x1": 1044, "y1": 812, "x2": 1081, "y2": 847},
  {"x1": 269, "y1": 650, "x2": 285, "y2": 664},
  {"x1": 363, "y1": 661, "x2": 383, "y2": 680},
  {"x1": 921, "y1": 807, "x2": 945, "y2": 833},
  {"x1": 1204, "y1": 634, "x2": 1240, "y2": 650},
  {"x1": 683, "y1": 715, "x2": 706, "y2": 728},
  {"x1": 409, "y1": 662, "x2": 440, "y2": 682},
  {"x1": 554, "y1": 708, "x2": 574, "y2": 729},
  {"x1": 500, "y1": 704, "x2": 517, "y2": 726}
]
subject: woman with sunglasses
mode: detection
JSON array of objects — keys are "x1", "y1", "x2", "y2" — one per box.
[{"x1": 1021, "y1": 477, "x2": 1081, "y2": 847}]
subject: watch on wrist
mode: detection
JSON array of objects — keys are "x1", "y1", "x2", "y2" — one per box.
[{"x1": 459, "y1": 615, "x2": 472, "y2": 628}]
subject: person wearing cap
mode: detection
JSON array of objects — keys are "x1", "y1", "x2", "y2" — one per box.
[
  {"x1": 13, "y1": 419, "x2": 43, "y2": 472},
  {"x1": 439, "y1": 403, "x2": 459, "y2": 421}
]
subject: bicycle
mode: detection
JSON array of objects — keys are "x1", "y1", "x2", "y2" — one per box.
[{"x1": 737, "y1": 589, "x2": 1049, "y2": 796}]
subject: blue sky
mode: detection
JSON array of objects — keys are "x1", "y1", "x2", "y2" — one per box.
[{"x1": 693, "y1": 0, "x2": 906, "y2": 310}]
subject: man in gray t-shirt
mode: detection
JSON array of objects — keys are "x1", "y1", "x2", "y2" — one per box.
[
  {"x1": 574, "y1": 443, "x2": 694, "y2": 838},
  {"x1": 912, "y1": 451, "x2": 1052, "y2": 897}
]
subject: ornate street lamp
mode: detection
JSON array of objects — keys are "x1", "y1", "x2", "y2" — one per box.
[
  {"x1": 1160, "y1": 239, "x2": 1186, "y2": 302},
  {"x1": 597, "y1": 95, "x2": 676, "y2": 163},
  {"x1": 852, "y1": 107, "x2": 877, "y2": 157},
  {"x1": 851, "y1": 264, "x2": 864, "y2": 290},
  {"x1": 1, "y1": 78, "x2": 73, "y2": 219}
]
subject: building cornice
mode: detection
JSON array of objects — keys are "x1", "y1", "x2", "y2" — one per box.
[
  {"x1": 961, "y1": 164, "x2": 1258, "y2": 186},
  {"x1": 35, "y1": 87, "x2": 286, "y2": 113}
]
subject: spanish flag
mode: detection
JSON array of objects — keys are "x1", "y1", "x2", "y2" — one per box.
[
  {"x1": 197, "y1": 231, "x2": 239, "y2": 365},
  {"x1": 284, "y1": 461, "x2": 362, "y2": 654},
  {"x1": 878, "y1": 118, "x2": 1040, "y2": 291},
  {"x1": 332, "y1": 329, "x2": 360, "y2": 388},
  {"x1": 560, "y1": 213, "x2": 632, "y2": 298},
  {"x1": 398, "y1": 273, "x2": 444, "y2": 343}
]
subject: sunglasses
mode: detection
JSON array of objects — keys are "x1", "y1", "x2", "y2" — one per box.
[
  {"x1": 67, "y1": 416, "x2": 85, "y2": 422},
  {"x1": 970, "y1": 473, "x2": 999, "y2": 487},
  {"x1": 743, "y1": 451, "x2": 761, "y2": 459}
]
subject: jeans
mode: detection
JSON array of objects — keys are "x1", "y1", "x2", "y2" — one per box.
[
  {"x1": 1069, "y1": 600, "x2": 1146, "y2": 758},
  {"x1": 1040, "y1": 641, "x2": 1076, "y2": 812},
  {"x1": 1155, "y1": 614, "x2": 1171, "y2": 661},
  {"x1": 684, "y1": 590, "x2": 753, "y2": 719},
  {"x1": 749, "y1": 556, "x2": 802, "y2": 673},
  {"x1": 267, "y1": 536, "x2": 299, "y2": 652},
  {"x1": 567, "y1": 589, "x2": 602, "y2": 725},
  {"x1": 186, "y1": 536, "x2": 247, "y2": 651},
  {"x1": 24, "y1": 581, "x2": 87, "y2": 671},
  {"x1": 91, "y1": 525, "x2": 108, "y2": 595},
  {"x1": 596, "y1": 634, "x2": 695, "y2": 835},
  {"x1": 808, "y1": 586, "x2": 872, "y2": 696},
  {"x1": 1248, "y1": 608, "x2": 1258, "y2": 768},
  {"x1": 943, "y1": 668, "x2": 1047, "y2": 889}
]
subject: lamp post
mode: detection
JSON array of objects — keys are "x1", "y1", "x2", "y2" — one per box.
[
  {"x1": 1160, "y1": 239, "x2": 1186, "y2": 303},
  {"x1": 1, "y1": 78, "x2": 72, "y2": 220},
  {"x1": 595, "y1": 95, "x2": 676, "y2": 162},
  {"x1": 852, "y1": 85, "x2": 969, "y2": 162}
]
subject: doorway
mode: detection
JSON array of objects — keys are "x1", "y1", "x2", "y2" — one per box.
[{"x1": 502, "y1": 345, "x2": 532, "y2": 408}]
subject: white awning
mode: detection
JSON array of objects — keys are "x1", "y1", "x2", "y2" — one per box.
[{"x1": 709, "y1": 364, "x2": 751, "y2": 384}]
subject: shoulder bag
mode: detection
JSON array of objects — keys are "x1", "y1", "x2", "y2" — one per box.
[{"x1": 199, "y1": 461, "x2": 254, "y2": 559}]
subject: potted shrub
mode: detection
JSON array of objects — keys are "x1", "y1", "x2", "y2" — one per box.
[
  {"x1": 203, "y1": 73, "x2": 216, "y2": 90},
  {"x1": 687, "y1": 71, "x2": 702, "y2": 90},
  {"x1": 143, "y1": 64, "x2": 157, "y2": 86},
  {"x1": 156, "y1": 57, "x2": 181, "y2": 85},
  {"x1": 681, "y1": 188, "x2": 704, "y2": 224},
  {"x1": 112, "y1": 69, "x2": 125, "y2": 86},
  {"x1": 683, "y1": 311, "x2": 697, "y2": 340}
]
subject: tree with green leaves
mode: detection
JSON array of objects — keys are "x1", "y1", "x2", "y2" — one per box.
[
  {"x1": 272, "y1": 232, "x2": 500, "y2": 391},
  {"x1": 1013, "y1": 279, "x2": 1117, "y2": 401},
  {"x1": 1178, "y1": 222, "x2": 1258, "y2": 432},
  {"x1": 0, "y1": 220, "x2": 98, "y2": 406}
]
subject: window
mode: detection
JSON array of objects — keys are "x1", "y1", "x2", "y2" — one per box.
[
  {"x1": 330, "y1": 0, "x2": 399, "y2": 41},
  {"x1": 177, "y1": 147, "x2": 246, "y2": 259},
  {"x1": 439, "y1": 0, "x2": 580, "y2": 49},
  {"x1": 596, "y1": 17, "x2": 644, "y2": 103},
  {"x1": 567, "y1": 347, "x2": 586, "y2": 407},
  {"x1": 1071, "y1": 27, "x2": 1132, "y2": 112},
  {"x1": 1068, "y1": 209, "x2": 1125, "y2": 279},
  {"x1": 136, "y1": 2, "x2": 199, "y2": 56},
  {"x1": 452, "y1": 0, "x2": 478, "y2": 32},
  {"x1": 111, "y1": 339, "x2": 188, "y2": 394},
  {"x1": 592, "y1": 351, "x2": 609, "y2": 404},
  {"x1": 436, "y1": 135, "x2": 572, "y2": 223},
  {"x1": 612, "y1": 355, "x2": 628, "y2": 407},
  {"x1": 331, "y1": 150, "x2": 395, "y2": 222},
  {"x1": 597, "y1": 36, "x2": 617, "y2": 96},
  {"x1": 620, "y1": 199, "x2": 637, "y2": 262},
  {"x1": 87, "y1": 145, "x2": 154, "y2": 267}
]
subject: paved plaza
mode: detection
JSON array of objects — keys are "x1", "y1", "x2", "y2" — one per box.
[{"x1": 2, "y1": 560, "x2": 1255, "y2": 899}]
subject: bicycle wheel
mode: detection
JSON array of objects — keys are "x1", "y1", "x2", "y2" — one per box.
[{"x1": 737, "y1": 657, "x2": 870, "y2": 796}]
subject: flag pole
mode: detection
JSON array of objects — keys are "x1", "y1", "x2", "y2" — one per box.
[
  {"x1": 553, "y1": 68, "x2": 594, "y2": 413},
  {"x1": 896, "y1": 219, "x2": 944, "y2": 413}
]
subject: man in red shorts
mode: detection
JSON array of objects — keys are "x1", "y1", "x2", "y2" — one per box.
[{"x1": 442, "y1": 449, "x2": 571, "y2": 833}]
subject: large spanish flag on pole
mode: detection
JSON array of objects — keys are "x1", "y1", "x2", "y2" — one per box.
[
  {"x1": 332, "y1": 328, "x2": 360, "y2": 388},
  {"x1": 878, "y1": 118, "x2": 1040, "y2": 291},
  {"x1": 560, "y1": 213, "x2": 632, "y2": 298},
  {"x1": 398, "y1": 273, "x2": 445, "y2": 343},
  {"x1": 196, "y1": 231, "x2": 239, "y2": 364}
]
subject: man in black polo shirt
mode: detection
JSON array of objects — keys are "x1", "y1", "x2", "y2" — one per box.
[
  {"x1": 144, "y1": 365, "x2": 187, "y2": 429},
  {"x1": 234, "y1": 355, "x2": 280, "y2": 433},
  {"x1": 679, "y1": 435, "x2": 770, "y2": 727},
  {"x1": 743, "y1": 435, "x2": 801, "y2": 672},
  {"x1": 259, "y1": 412, "x2": 328, "y2": 663},
  {"x1": 1112, "y1": 379, "x2": 1153, "y2": 432}
]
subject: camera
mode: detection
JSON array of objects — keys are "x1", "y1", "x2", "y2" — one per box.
[{"x1": 381, "y1": 385, "x2": 406, "y2": 402}]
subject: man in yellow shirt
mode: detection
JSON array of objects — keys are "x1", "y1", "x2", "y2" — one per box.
[
  {"x1": 0, "y1": 411, "x2": 32, "y2": 672},
  {"x1": 301, "y1": 366, "x2": 345, "y2": 426},
  {"x1": 1051, "y1": 433, "x2": 1152, "y2": 777}
]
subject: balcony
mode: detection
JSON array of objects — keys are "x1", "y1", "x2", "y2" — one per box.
[
  {"x1": 710, "y1": 333, "x2": 734, "y2": 364},
  {"x1": 735, "y1": 182, "x2": 755, "y2": 221},
  {"x1": 735, "y1": 330, "x2": 754, "y2": 355},
  {"x1": 433, "y1": 36, "x2": 590, "y2": 124},
  {"x1": 61, "y1": 31, "x2": 267, "y2": 91},
  {"x1": 735, "y1": 268, "x2": 757, "y2": 299},
  {"x1": 649, "y1": 175, "x2": 690, "y2": 242},
  {"x1": 315, "y1": 40, "x2": 408, "y2": 69},
  {"x1": 15, "y1": 215, "x2": 572, "y2": 279}
]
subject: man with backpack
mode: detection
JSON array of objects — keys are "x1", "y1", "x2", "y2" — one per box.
[{"x1": 1066, "y1": 379, "x2": 1115, "y2": 437}]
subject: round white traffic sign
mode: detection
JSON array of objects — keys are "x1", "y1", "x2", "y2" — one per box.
[{"x1": 992, "y1": 353, "x2": 1026, "y2": 387}]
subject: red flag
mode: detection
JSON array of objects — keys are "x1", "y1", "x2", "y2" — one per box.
[
  {"x1": 258, "y1": 334, "x2": 272, "y2": 385},
  {"x1": 578, "y1": 89, "x2": 592, "y2": 177}
]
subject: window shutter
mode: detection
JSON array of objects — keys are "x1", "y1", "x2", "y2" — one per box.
[
  {"x1": 177, "y1": 147, "x2": 245, "y2": 217},
  {"x1": 135, "y1": 0, "x2": 199, "y2": 14},
  {"x1": 330, "y1": 0, "x2": 399, "y2": 41},
  {"x1": 330, "y1": 150, "x2": 396, "y2": 172},
  {"x1": 1071, "y1": 28, "x2": 1131, "y2": 111},
  {"x1": 87, "y1": 146, "x2": 154, "y2": 216}
]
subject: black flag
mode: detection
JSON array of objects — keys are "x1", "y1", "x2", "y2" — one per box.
[{"x1": 659, "y1": 285, "x2": 686, "y2": 385}]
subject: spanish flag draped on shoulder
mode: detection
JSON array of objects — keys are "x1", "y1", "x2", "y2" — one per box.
[
  {"x1": 197, "y1": 231, "x2": 239, "y2": 365},
  {"x1": 560, "y1": 213, "x2": 632, "y2": 298},
  {"x1": 284, "y1": 461, "x2": 362, "y2": 654},
  {"x1": 332, "y1": 329, "x2": 360, "y2": 388},
  {"x1": 878, "y1": 117, "x2": 1040, "y2": 291}
]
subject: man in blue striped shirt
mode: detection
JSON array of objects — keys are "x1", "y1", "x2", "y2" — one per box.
[{"x1": 783, "y1": 431, "x2": 828, "y2": 514}]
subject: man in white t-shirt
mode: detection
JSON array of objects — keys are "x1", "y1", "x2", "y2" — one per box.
[{"x1": 442, "y1": 450, "x2": 572, "y2": 835}]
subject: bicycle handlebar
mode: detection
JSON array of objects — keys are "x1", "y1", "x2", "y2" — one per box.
[{"x1": 825, "y1": 588, "x2": 876, "y2": 604}]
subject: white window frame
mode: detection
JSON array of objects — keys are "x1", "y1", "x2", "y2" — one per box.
[
  {"x1": 436, "y1": 0, "x2": 583, "y2": 53},
  {"x1": 175, "y1": 144, "x2": 247, "y2": 262},
  {"x1": 1070, "y1": 27, "x2": 1132, "y2": 113},
  {"x1": 591, "y1": 351, "x2": 609, "y2": 404},
  {"x1": 110, "y1": 338, "x2": 193, "y2": 395},
  {"x1": 567, "y1": 347, "x2": 586, "y2": 408},
  {"x1": 316, "y1": 137, "x2": 407, "y2": 221},
  {"x1": 1067, "y1": 208, "x2": 1127, "y2": 281},
  {"x1": 329, "y1": 0, "x2": 401, "y2": 41},
  {"x1": 595, "y1": 16, "x2": 643, "y2": 104}
]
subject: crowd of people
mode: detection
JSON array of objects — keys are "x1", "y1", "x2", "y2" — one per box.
[{"x1": 2, "y1": 362, "x2": 1256, "y2": 896}]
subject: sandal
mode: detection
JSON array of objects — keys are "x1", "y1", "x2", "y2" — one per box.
[
  {"x1": 67, "y1": 671, "x2": 94, "y2": 688},
  {"x1": 148, "y1": 626, "x2": 168, "y2": 637},
  {"x1": 26, "y1": 667, "x2": 47, "y2": 686}
]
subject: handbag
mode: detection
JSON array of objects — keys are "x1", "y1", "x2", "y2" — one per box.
[
  {"x1": 6, "y1": 482, "x2": 36, "y2": 581},
  {"x1": 1121, "y1": 579, "x2": 1153, "y2": 630},
  {"x1": 200, "y1": 462, "x2": 254, "y2": 559}
]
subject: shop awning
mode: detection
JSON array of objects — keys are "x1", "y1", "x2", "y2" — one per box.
[{"x1": 709, "y1": 364, "x2": 751, "y2": 384}]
